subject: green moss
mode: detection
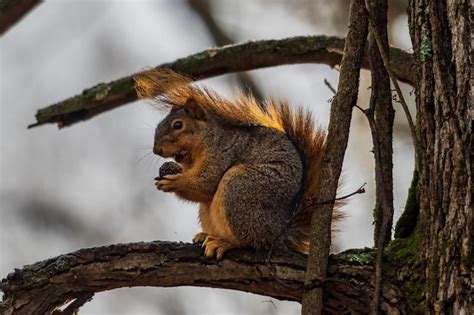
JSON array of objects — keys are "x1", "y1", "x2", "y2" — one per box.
[
  {"x1": 405, "y1": 281, "x2": 425, "y2": 313},
  {"x1": 420, "y1": 8, "x2": 432, "y2": 62},
  {"x1": 343, "y1": 252, "x2": 373, "y2": 264},
  {"x1": 385, "y1": 231, "x2": 425, "y2": 312},
  {"x1": 334, "y1": 248, "x2": 375, "y2": 265},
  {"x1": 420, "y1": 29, "x2": 432, "y2": 61},
  {"x1": 385, "y1": 231, "x2": 421, "y2": 265},
  {"x1": 395, "y1": 170, "x2": 420, "y2": 238}
]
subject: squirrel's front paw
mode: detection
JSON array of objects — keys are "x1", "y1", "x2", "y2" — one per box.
[{"x1": 156, "y1": 174, "x2": 183, "y2": 192}]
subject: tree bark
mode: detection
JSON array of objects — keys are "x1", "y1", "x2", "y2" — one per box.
[
  {"x1": 408, "y1": 0, "x2": 473, "y2": 313},
  {"x1": 27, "y1": 35, "x2": 413, "y2": 129},
  {"x1": 0, "y1": 241, "x2": 420, "y2": 315}
]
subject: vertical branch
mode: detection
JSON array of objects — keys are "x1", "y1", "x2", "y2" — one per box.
[
  {"x1": 364, "y1": 0, "x2": 394, "y2": 313},
  {"x1": 364, "y1": 2, "x2": 418, "y2": 171},
  {"x1": 366, "y1": 0, "x2": 394, "y2": 249},
  {"x1": 301, "y1": 0, "x2": 368, "y2": 314}
]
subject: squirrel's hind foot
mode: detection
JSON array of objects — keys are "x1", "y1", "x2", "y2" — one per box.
[{"x1": 201, "y1": 236, "x2": 235, "y2": 260}]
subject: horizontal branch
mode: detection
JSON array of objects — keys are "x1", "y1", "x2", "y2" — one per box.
[
  {"x1": 0, "y1": 241, "x2": 410, "y2": 314},
  {"x1": 29, "y1": 35, "x2": 414, "y2": 129},
  {"x1": 0, "y1": 0, "x2": 43, "y2": 35}
]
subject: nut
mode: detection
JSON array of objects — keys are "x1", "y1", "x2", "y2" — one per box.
[{"x1": 155, "y1": 161, "x2": 183, "y2": 180}]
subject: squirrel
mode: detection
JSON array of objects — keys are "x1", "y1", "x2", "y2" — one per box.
[{"x1": 134, "y1": 69, "x2": 342, "y2": 260}]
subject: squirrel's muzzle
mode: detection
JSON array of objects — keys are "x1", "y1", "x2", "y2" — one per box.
[{"x1": 153, "y1": 147, "x2": 163, "y2": 156}]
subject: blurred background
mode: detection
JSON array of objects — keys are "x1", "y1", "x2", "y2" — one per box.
[{"x1": 0, "y1": 0, "x2": 414, "y2": 314}]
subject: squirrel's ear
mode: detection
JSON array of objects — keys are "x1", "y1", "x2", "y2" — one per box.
[{"x1": 184, "y1": 97, "x2": 206, "y2": 120}]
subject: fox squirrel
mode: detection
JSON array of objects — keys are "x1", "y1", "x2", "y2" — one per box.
[{"x1": 135, "y1": 69, "x2": 342, "y2": 259}]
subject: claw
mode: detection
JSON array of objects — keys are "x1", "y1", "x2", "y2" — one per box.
[
  {"x1": 204, "y1": 240, "x2": 218, "y2": 257},
  {"x1": 193, "y1": 232, "x2": 208, "y2": 244},
  {"x1": 202, "y1": 238, "x2": 234, "y2": 260},
  {"x1": 202, "y1": 235, "x2": 216, "y2": 247},
  {"x1": 156, "y1": 173, "x2": 183, "y2": 192}
]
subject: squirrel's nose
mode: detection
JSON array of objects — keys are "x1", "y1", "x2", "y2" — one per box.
[{"x1": 153, "y1": 147, "x2": 163, "y2": 156}]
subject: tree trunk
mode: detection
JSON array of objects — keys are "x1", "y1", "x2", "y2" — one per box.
[{"x1": 408, "y1": 0, "x2": 472, "y2": 313}]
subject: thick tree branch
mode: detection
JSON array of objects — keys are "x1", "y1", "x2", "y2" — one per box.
[
  {"x1": 0, "y1": 241, "x2": 413, "y2": 314},
  {"x1": 28, "y1": 35, "x2": 414, "y2": 129},
  {"x1": 0, "y1": 0, "x2": 42, "y2": 35}
]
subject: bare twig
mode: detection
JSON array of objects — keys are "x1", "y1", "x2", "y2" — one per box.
[
  {"x1": 307, "y1": 183, "x2": 366, "y2": 206},
  {"x1": 261, "y1": 299, "x2": 278, "y2": 310},
  {"x1": 28, "y1": 35, "x2": 414, "y2": 129},
  {"x1": 325, "y1": 82, "x2": 368, "y2": 115},
  {"x1": 354, "y1": 104, "x2": 366, "y2": 113},
  {"x1": 266, "y1": 183, "x2": 366, "y2": 264},
  {"x1": 323, "y1": 79, "x2": 337, "y2": 94}
]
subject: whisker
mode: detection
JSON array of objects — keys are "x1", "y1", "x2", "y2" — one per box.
[
  {"x1": 145, "y1": 154, "x2": 155, "y2": 169},
  {"x1": 136, "y1": 151, "x2": 153, "y2": 165},
  {"x1": 139, "y1": 121, "x2": 156, "y2": 130}
]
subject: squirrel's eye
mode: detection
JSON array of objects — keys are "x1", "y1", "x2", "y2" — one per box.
[{"x1": 172, "y1": 121, "x2": 183, "y2": 130}]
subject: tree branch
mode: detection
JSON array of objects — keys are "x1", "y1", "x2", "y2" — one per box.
[
  {"x1": 364, "y1": 0, "x2": 394, "y2": 313},
  {"x1": 28, "y1": 35, "x2": 414, "y2": 129},
  {"x1": 0, "y1": 0, "x2": 43, "y2": 35},
  {"x1": 187, "y1": 0, "x2": 264, "y2": 102},
  {"x1": 0, "y1": 241, "x2": 412, "y2": 314},
  {"x1": 302, "y1": 0, "x2": 368, "y2": 313},
  {"x1": 366, "y1": 10, "x2": 418, "y2": 171}
]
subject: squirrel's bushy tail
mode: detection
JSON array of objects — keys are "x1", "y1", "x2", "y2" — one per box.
[
  {"x1": 274, "y1": 103, "x2": 344, "y2": 253},
  {"x1": 134, "y1": 69, "x2": 343, "y2": 253}
]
